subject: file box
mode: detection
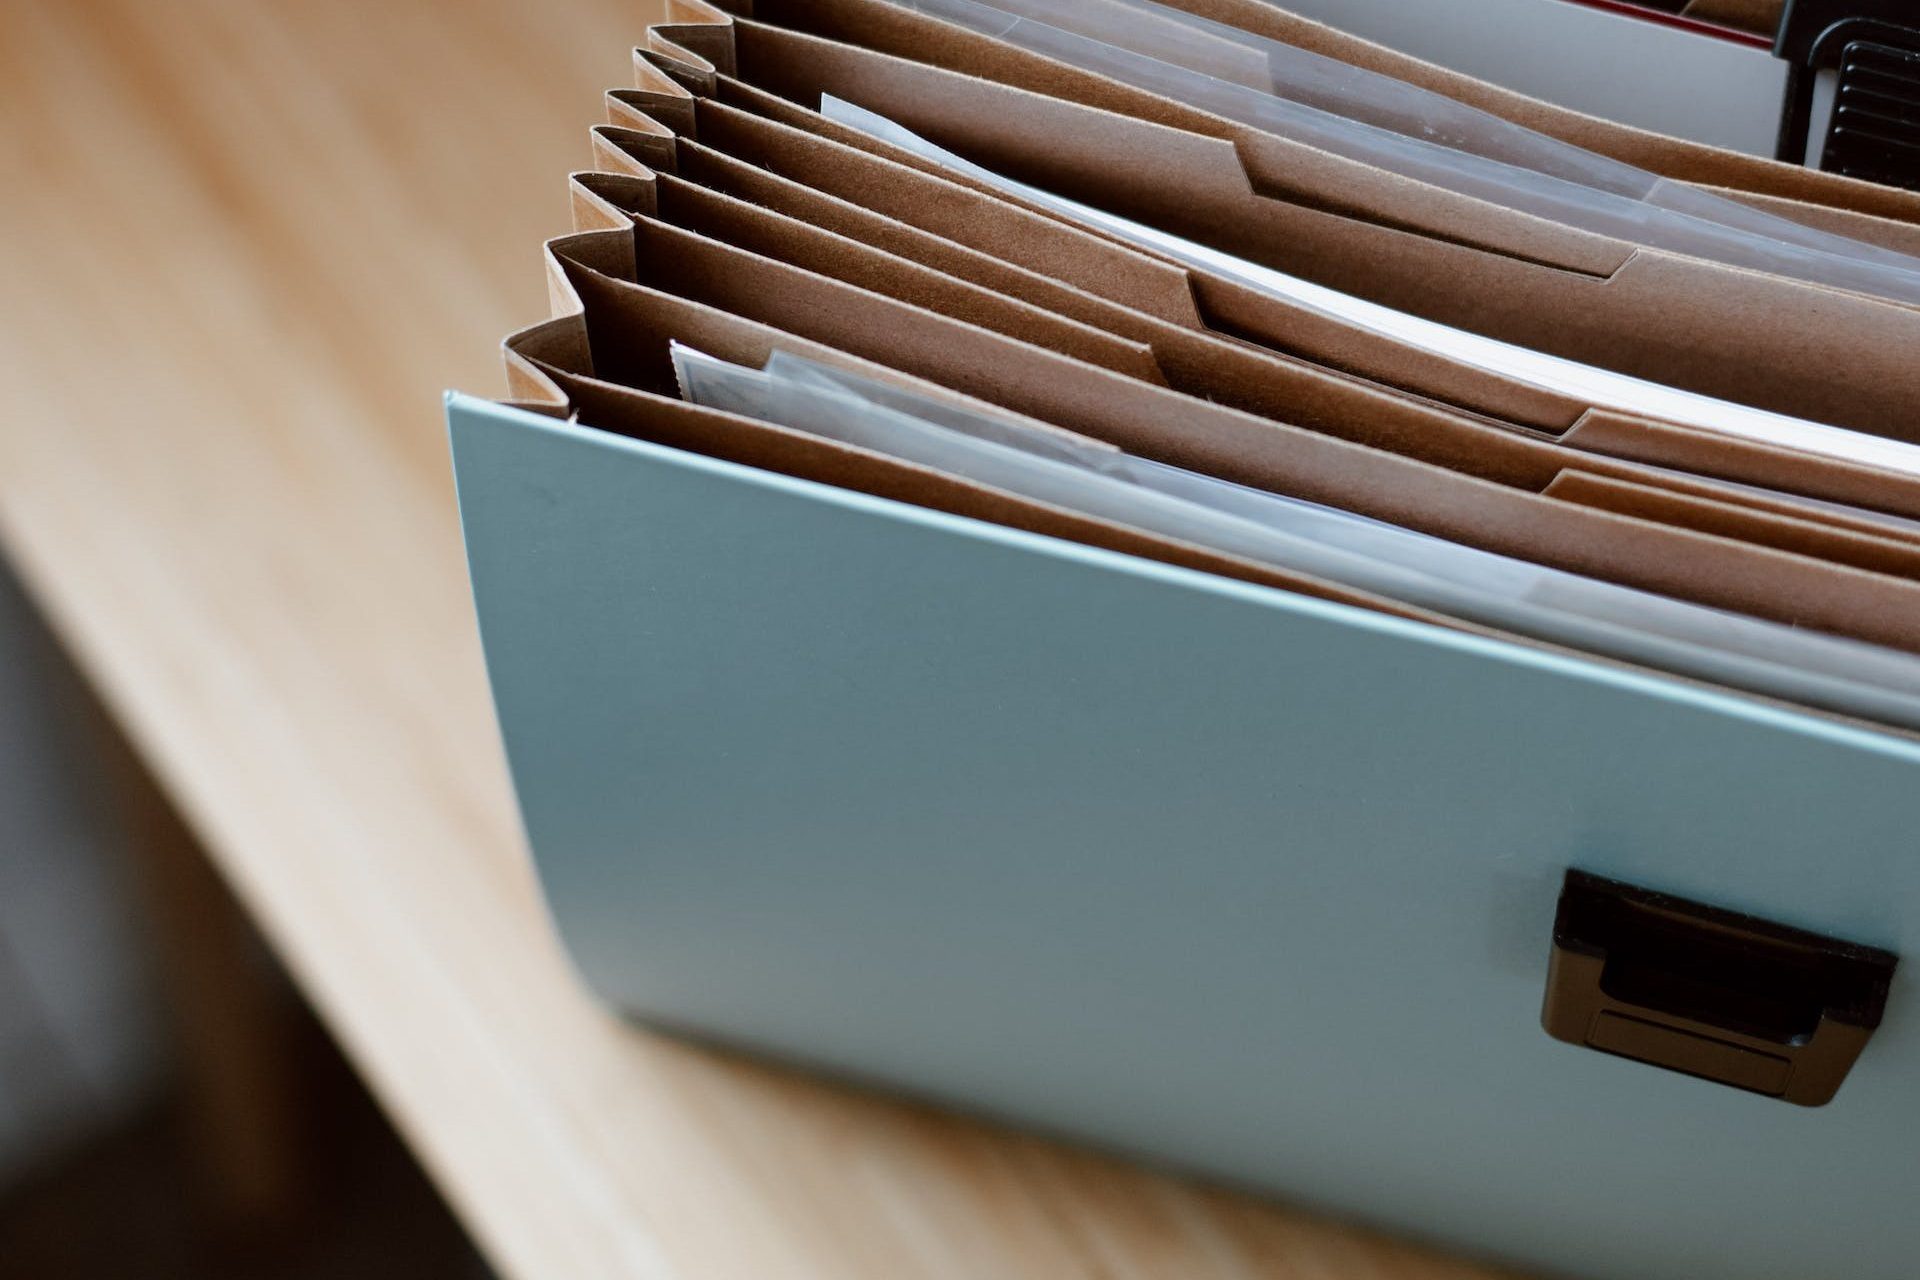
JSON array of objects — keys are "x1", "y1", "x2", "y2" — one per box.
[
  {"x1": 450, "y1": 389, "x2": 1919, "y2": 1280},
  {"x1": 448, "y1": 1, "x2": 1920, "y2": 1273}
]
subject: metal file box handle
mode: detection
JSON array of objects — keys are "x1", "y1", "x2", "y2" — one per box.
[{"x1": 1543, "y1": 870, "x2": 1897, "y2": 1106}]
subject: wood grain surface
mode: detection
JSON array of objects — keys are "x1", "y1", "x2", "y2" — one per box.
[{"x1": 0, "y1": 1, "x2": 1519, "y2": 1276}]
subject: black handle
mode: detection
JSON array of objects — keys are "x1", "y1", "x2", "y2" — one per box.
[
  {"x1": 1542, "y1": 870, "x2": 1896, "y2": 1107},
  {"x1": 1774, "y1": 0, "x2": 1920, "y2": 182}
]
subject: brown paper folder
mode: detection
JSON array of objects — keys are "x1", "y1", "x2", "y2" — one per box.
[
  {"x1": 613, "y1": 86, "x2": 1599, "y2": 434},
  {"x1": 1158, "y1": 0, "x2": 1920, "y2": 229},
  {"x1": 1541, "y1": 471, "x2": 1920, "y2": 580},
  {"x1": 731, "y1": 0, "x2": 1634, "y2": 274},
  {"x1": 616, "y1": 168, "x2": 1920, "y2": 582},
  {"x1": 671, "y1": 77, "x2": 1920, "y2": 521},
  {"x1": 597, "y1": 82, "x2": 1920, "y2": 544},
  {"x1": 639, "y1": 5, "x2": 1920, "y2": 444},
  {"x1": 592, "y1": 123, "x2": 1920, "y2": 556},
  {"x1": 644, "y1": 171, "x2": 1170, "y2": 384}
]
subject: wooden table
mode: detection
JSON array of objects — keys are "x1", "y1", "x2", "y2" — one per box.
[{"x1": 0, "y1": 1, "x2": 1512, "y2": 1275}]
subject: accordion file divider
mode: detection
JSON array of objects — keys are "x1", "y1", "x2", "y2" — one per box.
[
  {"x1": 652, "y1": 2, "x2": 1920, "y2": 439},
  {"x1": 610, "y1": 129, "x2": 1920, "y2": 584},
  {"x1": 455, "y1": 6, "x2": 1920, "y2": 1279},
  {"x1": 605, "y1": 82, "x2": 1613, "y2": 436},
  {"x1": 597, "y1": 91, "x2": 1920, "y2": 520}
]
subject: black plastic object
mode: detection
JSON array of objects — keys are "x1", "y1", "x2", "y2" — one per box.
[
  {"x1": 1543, "y1": 870, "x2": 1897, "y2": 1106},
  {"x1": 1821, "y1": 41, "x2": 1920, "y2": 189},
  {"x1": 1775, "y1": 0, "x2": 1920, "y2": 181}
]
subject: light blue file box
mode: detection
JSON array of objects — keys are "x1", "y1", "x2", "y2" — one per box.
[{"x1": 449, "y1": 392, "x2": 1919, "y2": 1280}]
